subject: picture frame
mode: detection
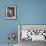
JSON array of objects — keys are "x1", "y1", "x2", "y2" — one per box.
[{"x1": 5, "y1": 5, "x2": 16, "y2": 20}]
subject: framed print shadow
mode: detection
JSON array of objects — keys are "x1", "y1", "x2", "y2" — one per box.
[{"x1": 5, "y1": 5, "x2": 16, "y2": 20}]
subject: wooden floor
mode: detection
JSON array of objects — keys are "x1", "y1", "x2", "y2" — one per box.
[
  {"x1": 0, "y1": 40, "x2": 46, "y2": 46},
  {"x1": 19, "y1": 39, "x2": 46, "y2": 46}
]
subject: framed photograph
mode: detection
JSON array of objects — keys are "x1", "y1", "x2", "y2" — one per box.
[{"x1": 5, "y1": 5, "x2": 16, "y2": 20}]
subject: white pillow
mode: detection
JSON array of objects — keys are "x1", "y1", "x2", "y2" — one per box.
[
  {"x1": 21, "y1": 30, "x2": 28, "y2": 39},
  {"x1": 39, "y1": 31, "x2": 44, "y2": 35},
  {"x1": 32, "y1": 35, "x2": 45, "y2": 41}
]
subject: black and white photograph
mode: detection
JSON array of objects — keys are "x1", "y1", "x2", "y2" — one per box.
[{"x1": 6, "y1": 5, "x2": 16, "y2": 20}]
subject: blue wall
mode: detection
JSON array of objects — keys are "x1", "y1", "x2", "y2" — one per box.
[{"x1": 0, "y1": 0, "x2": 46, "y2": 44}]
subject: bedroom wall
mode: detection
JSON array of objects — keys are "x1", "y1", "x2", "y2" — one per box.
[
  {"x1": 0, "y1": 0, "x2": 18, "y2": 44},
  {"x1": 0, "y1": 0, "x2": 46, "y2": 44},
  {"x1": 19, "y1": 0, "x2": 46, "y2": 24}
]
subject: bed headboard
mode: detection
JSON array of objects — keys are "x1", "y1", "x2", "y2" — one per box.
[{"x1": 20, "y1": 25, "x2": 46, "y2": 30}]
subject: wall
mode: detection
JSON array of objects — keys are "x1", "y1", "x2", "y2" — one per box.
[
  {"x1": 0, "y1": 0, "x2": 18, "y2": 44},
  {"x1": 0, "y1": 0, "x2": 46, "y2": 44},
  {"x1": 19, "y1": 0, "x2": 46, "y2": 24}
]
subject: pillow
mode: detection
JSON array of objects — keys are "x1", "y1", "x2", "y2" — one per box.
[
  {"x1": 39, "y1": 30, "x2": 44, "y2": 35},
  {"x1": 21, "y1": 30, "x2": 28, "y2": 39}
]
